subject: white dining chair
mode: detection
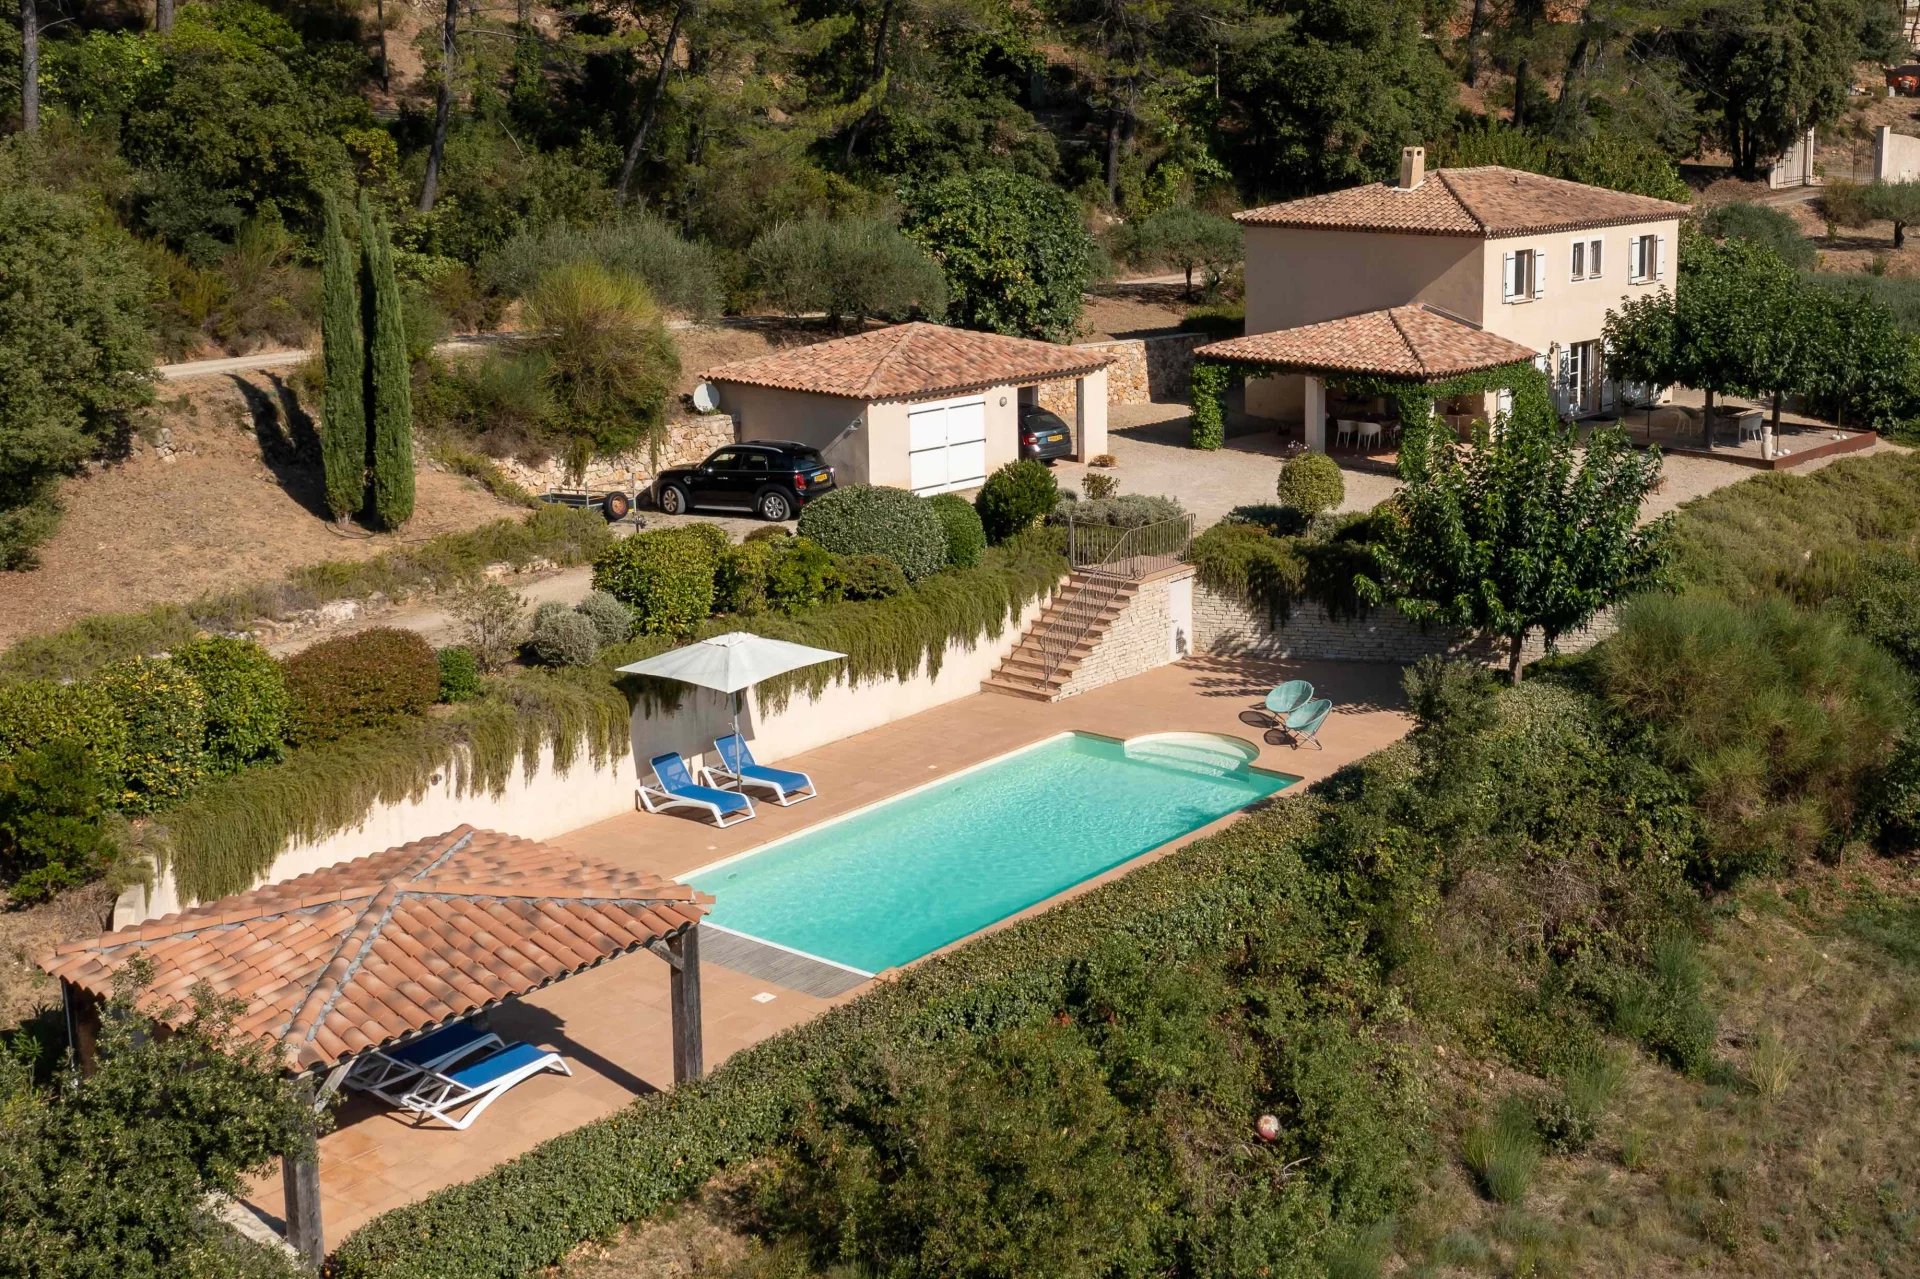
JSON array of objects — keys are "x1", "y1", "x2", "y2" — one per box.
[
  {"x1": 1357, "y1": 421, "x2": 1383, "y2": 452},
  {"x1": 1334, "y1": 419, "x2": 1358, "y2": 450}
]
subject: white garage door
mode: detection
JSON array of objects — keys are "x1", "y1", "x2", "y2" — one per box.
[{"x1": 906, "y1": 395, "x2": 988, "y2": 495}]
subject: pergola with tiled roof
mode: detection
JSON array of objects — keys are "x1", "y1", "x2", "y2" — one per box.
[
  {"x1": 1234, "y1": 165, "x2": 1687, "y2": 238},
  {"x1": 1195, "y1": 305, "x2": 1537, "y2": 381},
  {"x1": 43, "y1": 825, "x2": 711, "y2": 1268},
  {"x1": 702, "y1": 321, "x2": 1112, "y2": 402}
]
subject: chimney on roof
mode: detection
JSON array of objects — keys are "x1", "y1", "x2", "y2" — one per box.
[{"x1": 1397, "y1": 146, "x2": 1426, "y2": 190}]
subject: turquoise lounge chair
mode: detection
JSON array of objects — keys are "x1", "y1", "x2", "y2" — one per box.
[
  {"x1": 397, "y1": 1041, "x2": 570, "y2": 1130},
  {"x1": 1264, "y1": 680, "x2": 1314, "y2": 723},
  {"x1": 638, "y1": 752, "x2": 755, "y2": 827},
  {"x1": 704, "y1": 733, "x2": 816, "y2": 806},
  {"x1": 1280, "y1": 697, "x2": 1333, "y2": 750}
]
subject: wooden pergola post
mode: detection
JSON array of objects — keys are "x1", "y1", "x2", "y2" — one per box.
[
  {"x1": 667, "y1": 924, "x2": 704, "y2": 1083},
  {"x1": 282, "y1": 1148, "x2": 325, "y2": 1271}
]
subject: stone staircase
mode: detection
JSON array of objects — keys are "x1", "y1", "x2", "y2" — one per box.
[{"x1": 981, "y1": 571, "x2": 1139, "y2": 701}]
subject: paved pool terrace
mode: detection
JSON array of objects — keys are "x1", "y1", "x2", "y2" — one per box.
[{"x1": 244, "y1": 655, "x2": 1412, "y2": 1247}]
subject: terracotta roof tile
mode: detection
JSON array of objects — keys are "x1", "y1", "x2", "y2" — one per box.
[
  {"x1": 1235, "y1": 166, "x2": 1686, "y2": 238},
  {"x1": 40, "y1": 826, "x2": 709, "y2": 1072},
  {"x1": 702, "y1": 321, "x2": 1111, "y2": 402},
  {"x1": 1195, "y1": 305, "x2": 1537, "y2": 380}
]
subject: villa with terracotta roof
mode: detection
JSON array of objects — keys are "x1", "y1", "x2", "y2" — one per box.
[
  {"x1": 1200, "y1": 146, "x2": 1686, "y2": 451},
  {"x1": 699, "y1": 321, "x2": 1111, "y2": 495}
]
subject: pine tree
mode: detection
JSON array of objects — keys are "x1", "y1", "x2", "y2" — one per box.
[
  {"x1": 319, "y1": 196, "x2": 365, "y2": 522},
  {"x1": 359, "y1": 194, "x2": 414, "y2": 529}
]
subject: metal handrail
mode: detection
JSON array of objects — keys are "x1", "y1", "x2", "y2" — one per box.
[{"x1": 1035, "y1": 514, "x2": 1195, "y2": 687}]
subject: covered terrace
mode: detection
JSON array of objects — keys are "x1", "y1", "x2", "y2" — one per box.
[
  {"x1": 1193, "y1": 304, "x2": 1539, "y2": 455},
  {"x1": 41, "y1": 826, "x2": 710, "y2": 1270}
]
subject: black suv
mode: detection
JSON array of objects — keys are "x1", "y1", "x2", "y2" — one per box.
[
  {"x1": 1017, "y1": 405, "x2": 1074, "y2": 463},
  {"x1": 652, "y1": 442, "x2": 836, "y2": 521}
]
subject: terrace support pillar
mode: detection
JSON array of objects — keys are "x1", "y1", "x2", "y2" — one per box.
[
  {"x1": 1302, "y1": 375, "x2": 1327, "y2": 453},
  {"x1": 282, "y1": 1149, "x2": 325, "y2": 1272},
  {"x1": 668, "y1": 925, "x2": 705, "y2": 1083},
  {"x1": 1073, "y1": 368, "x2": 1108, "y2": 461}
]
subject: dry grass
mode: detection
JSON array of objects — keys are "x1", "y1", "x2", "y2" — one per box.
[
  {"x1": 0, "y1": 883, "x2": 115, "y2": 1031},
  {"x1": 1396, "y1": 858, "x2": 1920, "y2": 1278}
]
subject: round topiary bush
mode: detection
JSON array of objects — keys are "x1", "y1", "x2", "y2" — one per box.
[
  {"x1": 975, "y1": 460, "x2": 1058, "y2": 544},
  {"x1": 836, "y1": 553, "x2": 910, "y2": 600},
  {"x1": 1275, "y1": 453, "x2": 1345, "y2": 518},
  {"x1": 96, "y1": 655, "x2": 210, "y2": 812},
  {"x1": 591, "y1": 526, "x2": 721, "y2": 637},
  {"x1": 796, "y1": 485, "x2": 946, "y2": 581},
  {"x1": 528, "y1": 604, "x2": 601, "y2": 667},
  {"x1": 574, "y1": 590, "x2": 635, "y2": 647},
  {"x1": 927, "y1": 492, "x2": 986, "y2": 568},
  {"x1": 0, "y1": 678, "x2": 129, "y2": 802},
  {"x1": 283, "y1": 627, "x2": 442, "y2": 747},
  {"x1": 173, "y1": 635, "x2": 291, "y2": 775},
  {"x1": 437, "y1": 646, "x2": 481, "y2": 703}
]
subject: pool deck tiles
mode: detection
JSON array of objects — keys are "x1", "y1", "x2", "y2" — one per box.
[{"x1": 243, "y1": 654, "x2": 1410, "y2": 1249}]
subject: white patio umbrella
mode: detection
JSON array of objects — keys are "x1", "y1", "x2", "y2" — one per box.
[{"x1": 614, "y1": 631, "x2": 846, "y2": 734}]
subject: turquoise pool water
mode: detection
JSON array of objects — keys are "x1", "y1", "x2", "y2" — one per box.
[{"x1": 687, "y1": 732, "x2": 1291, "y2": 973}]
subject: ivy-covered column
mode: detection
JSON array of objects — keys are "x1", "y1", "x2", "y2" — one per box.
[{"x1": 1189, "y1": 360, "x2": 1232, "y2": 449}]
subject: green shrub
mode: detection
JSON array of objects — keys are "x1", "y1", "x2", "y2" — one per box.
[
  {"x1": 1601, "y1": 933, "x2": 1718, "y2": 1076},
  {"x1": 575, "y1": 590, "x2": 635, "y2": 648},
  {"x1": 1534, "y1": 1051, "x2": 1625, "y2": 1154},
  {"x1": 1598, "y1": 592, "x2": 1911, "y2": 884},
  {"x1": 282, "y1": 628, "x2": 441, "y2": 747},
  {"x1": 1190, "y1": 522, "x2": 1308, "y2": 622},
  {"x1": 836, "y1": 553, "x2": 909, "y2": 601},
  {"x1": 766, "y1": 537, "x2": 838, "y2": 611},
  {"x1": 96, "y1": 656, "x2": 210, "y2": 813},
  {"x1": 715, "y1": 540, "x2": 775, "y2": 615},
  {"x1": 1275, "y1": 452, "x2": 1346, "y2": 518},
  {"x1": 436, "y1": 647, "x2": 481, "y2": 703},
  {"x1": 976, "y1": 460, "x2": 1058, "y2": 544},
  {"x1": 172, "y1": 636, "x2": 290, "y2": 775},
  {"x1": 0, "y1": 742, "x2": 124, "y2": 903},
  {"x1": 0, "y1": 678, "x2": 129, "y2": 799},
  {"x1": 1834, "y1": 550, "x2": 1920, "y2": 676},
  {"x1": 1052, "y1": 493, "x2": 1184, "y2": 529},
  {"x1": 795, "y1": 485, "x2": 947, "y2": 581},
  {"x1": 528, "y1": 603, "x2": 601, "y2": 667},
  {"x1": 927, "y1": 492, "x2": 986, "y2": 568},
  {"x1": 591, "y1": 527, "x2": 721, "y2": 637},
  {"x1": 0, "y1": 606, "x2": 199, "y2": 683},
  {"x1": 1462, "y1": 1096, "x2": 1541, "y2": 1205},
  {"x1": 1080, "y1": 470, "x2": 1118, "y2": 499},
  {"x1": 1700, "y1": 200, "x2": 1816, "y2": 269}
]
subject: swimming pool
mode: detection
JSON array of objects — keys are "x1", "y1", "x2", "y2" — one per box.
[{"x1": 687, "y1": 732, "x2": 1292, "y2": 974}]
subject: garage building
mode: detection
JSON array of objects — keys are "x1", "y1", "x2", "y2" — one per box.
[{"x1": 700, "y1": 322, "x2": 1111, "y2": 495}]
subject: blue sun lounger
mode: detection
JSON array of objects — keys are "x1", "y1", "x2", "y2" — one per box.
[
  {"x1": 638, "y1": 752, "x2": 755, "y2": 827},
  {"x1": 345, "y1": 1020, "x2": 505, "y2": 1105},
  {"x1": 703, "y1": 733, "x2": 816, "y2": 806},
  {"x1": 396, "y1": 1041, "x2": 571, "y2": 1130}
]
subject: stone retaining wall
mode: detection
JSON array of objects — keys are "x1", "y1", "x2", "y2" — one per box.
[
  {"x1": 493, "y1": 414, "x2": 735, "y2": 496},
  {"x1": 1038, "y1": 332, "x2": 1211, "y2": 421},
  {"x1": 1058, "y1": 569, "x2": 1194, "y2": 698},
  {"x1": 1193, "y1": 583, "x2": 1617, "y2": 667}
]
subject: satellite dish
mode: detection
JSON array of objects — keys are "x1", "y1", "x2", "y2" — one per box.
[{"x1": 691, "y1": 381, "x2": 719, "y2": 413}]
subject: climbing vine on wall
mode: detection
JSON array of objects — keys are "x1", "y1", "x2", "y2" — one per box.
[{"x1": 1187, "y1": 358, "x2": 1551, "y2": 450}]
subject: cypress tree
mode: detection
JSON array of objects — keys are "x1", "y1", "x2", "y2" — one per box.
[
  {"x1": 359, "y1": 194, "x2": 415, "y2": 529},
  {"x1": 319, "y1": 196, "x2": 366, "y2": 522}
]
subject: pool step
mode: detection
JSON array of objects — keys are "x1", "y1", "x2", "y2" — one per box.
[{"x1": 982, "y1": 572, "x2": 1140, "y2": 701}]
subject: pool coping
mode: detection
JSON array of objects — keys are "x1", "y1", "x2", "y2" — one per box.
[{"x1": 685, "y1": 727, "x2": 1299, "y2": 982}]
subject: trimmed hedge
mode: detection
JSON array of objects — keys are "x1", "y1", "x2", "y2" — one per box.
[
  {"x1": 173, "y1": 636, "x2": 291, "y2": 775},
  {"x1": 927, "y1": 492, "x2": 986, "y2": 568},
  {"x1": 796, "y1": 485, "x2": 947, "y2": 581},
  {"x1": 333, "y1": 793, "x2": 1331, "y2": 1278},
  {"x1": 97, "y1": 656, "x2": 210, "y2": 814},
  {"x1": 836, "y1": 553, "x2": 908, "y2": 600},
  {"x1": 0, "y1": 678, "x2": 130, "y2": 800},
  {"x1": 591, "y1": 526, "x2": 722, "y2": 636},
  {"x1": 975, "y1": 460, "x2": 1058, "y2": 543},
  {"x1": 283, "y1": 628, "x2": 441, "y2": 747}
]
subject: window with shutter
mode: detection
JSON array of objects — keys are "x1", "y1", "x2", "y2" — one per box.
[
  {"x1": 1656, "y1": 234, "x2": 1667, "y2": 279},
  {"x1": 1589, "y1": 239, "x2": 1602, "y2": 276},
  {"x1": 1502, "y1": 251, "x2": 1517, "y2": 302},
  {"x1": 1532, "y1": 246, "x2": 1547, "y2": 299}
]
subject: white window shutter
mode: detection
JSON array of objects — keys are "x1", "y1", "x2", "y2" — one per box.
[
  {"x1": 1656, "y1": 235, "x2": 1668, "y2": 280},
  {"x1": 1502, "y1": 251, "x2": 1516, "y2": 302},
  {"x1": 1533, "y1": 247, "x2": 1547, "y2": 299}
]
